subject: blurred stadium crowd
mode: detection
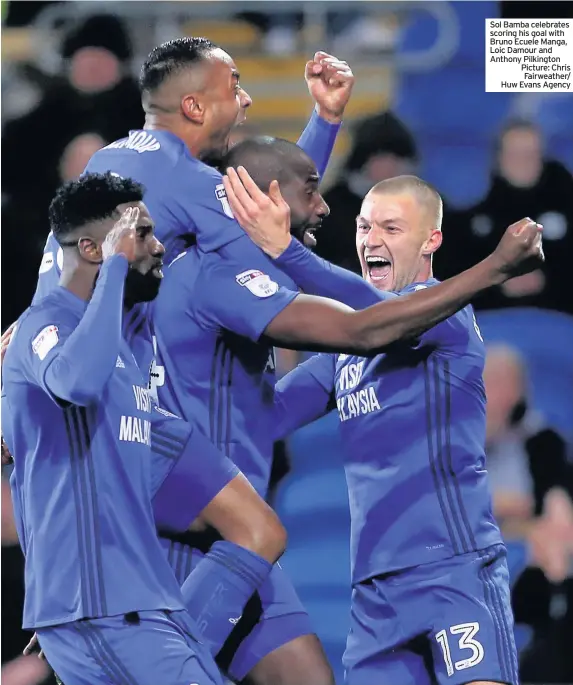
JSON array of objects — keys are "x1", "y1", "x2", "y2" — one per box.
[{"x1": 1, "y1": 2, "x2": 572, "y2": 684}]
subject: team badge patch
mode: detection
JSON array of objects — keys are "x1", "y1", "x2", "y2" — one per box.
[
  {"x1": 235, "y1": 269, "x2": 279, "y2": 298},
  {"x1": 215, "y1": 183, "x2": 234, "y2": 218},
  {"x1": 32, "y1": 325, "x2": 59, "y2": 360}
]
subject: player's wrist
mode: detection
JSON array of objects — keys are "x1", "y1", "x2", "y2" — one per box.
[
  {"x1": 314, "y1": 103, "x2": 343, "y2": 125},
  {"x1": 267, "y1": 233, "x2": 292, "y2": 259},
  {"x1": 478, "y1": 254, "x2": 508, "y2": 287}
]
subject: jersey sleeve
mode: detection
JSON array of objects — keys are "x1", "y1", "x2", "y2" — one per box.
[
  {"x1": 170, "y1": 160, "x2": 247, "y2": 253},
  {"x1": 275, "y1": 238, "x2": 395, "y2": 309},
  {"x1": 296, "y1": 110, "x2": 341, "y2": 178},
  {"x1": 20, "y1": 256, "x2": 128, "y2": 405},
  {"x1": 273, "y1": 353, "x2": 336, "y2": 439},
  {"x1": 401, "y1": 284, "x2": 472, "y2": 349},
  {"x1": 194, "y1": 243, "x2": 299, "y2": 342}
]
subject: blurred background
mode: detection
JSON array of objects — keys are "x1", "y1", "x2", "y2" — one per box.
[{"x1": 1, "y1": 1, "x2": 572, "y2": 684}]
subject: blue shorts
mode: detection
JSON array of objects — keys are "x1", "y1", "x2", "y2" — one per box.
[
  {"x1": 344, "y1": 544, "x2": 519, "y2": 685},
  {"x1": 150, "y1": 428, "x2": 239, "y2": 533},
  {"x1": 37, "y1": 610, "x2": 223, "y2": 685},
  {"x1": 160, "y1": 538, "x2": 314, "y2": 681}
]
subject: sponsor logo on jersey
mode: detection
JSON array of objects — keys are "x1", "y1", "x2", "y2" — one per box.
[
  {"x1": 32, "y1": 325, "x2": 59, "y2": 360},
  {"x1": 235, "y1": 269, "x2": 279, "y2": 298},
  {"x1": 215, "y1": 183, "x2": 235, "y2": 218}
]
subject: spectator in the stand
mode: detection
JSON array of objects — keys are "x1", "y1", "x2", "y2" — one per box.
[
  {"x1": 57, "y1": 132, "x2": 107, "y2": 183},
  {"x1": 1, "y1": 14, "x2": 139, "y2": 328},
  {"x1": 484, "y1": 345, "x2": 573, "y2": 684},
  {"x1": 453, "y1": 120, "x2": 573, "y2": 314},
  {"x1": 3, "y1": 14, "x2": 140, "y2": 208},
  {"x1": 314, "y1": 111, "x2": 418, "y2": 273}
]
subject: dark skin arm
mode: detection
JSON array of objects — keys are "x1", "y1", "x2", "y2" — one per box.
[
  {"x1": 224, "y1": 168, "x2": 544, "y2": 355},
  {"x1": 261, "y1": 218, "x2": 543, "y2": 355}
]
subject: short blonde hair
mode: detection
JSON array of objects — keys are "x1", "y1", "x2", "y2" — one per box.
[{"x1": 368, "y1": 175, "x2": 443, "y2": 231}]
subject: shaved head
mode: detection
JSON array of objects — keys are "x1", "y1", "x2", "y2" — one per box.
[
  {"x1": 223, "y1": 136, "x2": 329, "y2": 245},
  {"x1": 140, "y1": 37, "x2": 216, "y2": 101},
  {"x1": 223, "y1": 136, "x2": 316, "y2": 192},
  {"x1": 368, "y1": 175, "x2": 443, "y2": 232},
  {"x1": 356, "y1": 174, "x2": 444, "y2": 292},
  {"x1": 140, "y1": 37, "x2": 252, "y2": 163}
]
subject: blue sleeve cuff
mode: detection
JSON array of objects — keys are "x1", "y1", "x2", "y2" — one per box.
[
  {"x1": 98, "y1": 254, "x2": 129, "y2": 283},
  {"x1": 275, "y1": 237, "x2": 307, "y2": 266},
  {"x1": 312, "y1": 108, "x2": 343, "y2": 132}
]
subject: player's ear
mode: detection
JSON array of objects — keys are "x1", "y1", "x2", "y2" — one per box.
[
  {"x1": 181, "y1": 94, "x2": 204, "y2": 124},
  {"x1": 78, "y1": 237, "x2": 103, "y2": 264},
  {"x1": 422, "y1": 228, "x2": 442, "y2": 256}
]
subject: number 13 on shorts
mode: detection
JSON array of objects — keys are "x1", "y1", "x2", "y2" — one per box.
[{"x1": 435, "y1": 622, "x2": 485, "y2": 676}]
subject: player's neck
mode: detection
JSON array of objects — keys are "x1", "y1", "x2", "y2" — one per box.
[
  {"x1": 414, "y1": 259, "x2": 433, "y2": 284},
  {"x1": 59, "y1": 268, "x2": 99, "y2": 303},
  {"x1": 144, "y1": 116, "x2": 203, "y2": 158}
]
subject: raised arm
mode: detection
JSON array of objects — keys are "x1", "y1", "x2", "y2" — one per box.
[
  {"x1": 198, "y1": 211, "x2": 543, "y2": 358},
  {"x1": 297, "y1": 51, "x2": 354, "y2": 178},
  {"x1": 25, "y1": 209, "x2": 141, "y2": 405},
  {"x1": 220, "y1": 167, "x2": 543, "y2": 354},
  {"x1": 262, "y1": 220, "x2": 542, "y2": 355},
  {"x1": 34, "y1": 256, "x2": 127, "y2": 405}
]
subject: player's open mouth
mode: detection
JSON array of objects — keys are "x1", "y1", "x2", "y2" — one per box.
[
  {"x1": 304, "y1": 228, "x2": 317, "y2": 247},
  {"x1": 152, "y1": 266, "x2": 164, "y2": 279},
  {"x1": 365, "y1": 256, "x2": 391, "y2": 282}
]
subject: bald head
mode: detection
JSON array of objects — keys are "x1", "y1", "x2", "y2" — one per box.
[
  {"x1": 223, "y1": 137, "x2": 317, "y2": 192},
  {"x1": 223, "y1": 136, "x2": 329, "y2": 245},
  {"x1": 368, "y1": 175, "x2": 443, "y2": 232}
]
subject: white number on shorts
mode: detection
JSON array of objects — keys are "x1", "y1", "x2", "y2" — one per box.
[{"x1": 435, "y1": 622, "x2": 484, "y2": 677}]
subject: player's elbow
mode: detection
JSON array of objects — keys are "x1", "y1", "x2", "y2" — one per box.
[
  {"x1": 46, "y1": 379, "x2": 102, "y2": 407},
  {"x1": 45, "y1": 359, "x2": 109, "y2": 406},
  {"x1": 57, "y1": 375, "x2": 108, "y2": 406}
]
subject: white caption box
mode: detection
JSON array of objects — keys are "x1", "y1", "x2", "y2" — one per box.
[{"x1": 485, "y1": 19, "x2": 573, "y2": 92}]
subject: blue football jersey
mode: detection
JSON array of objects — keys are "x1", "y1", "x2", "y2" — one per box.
[
  {"x1": 276, "y1": 279, "x2": 502, "y2": 584},
  {"x1": 2, "y1": 285, "x2": 185, "y2": 629},
  {"x1": 151, "y1": 243, "x2": 298, "y2": 497},
  {"x1": 84, "y1": 112, "x2": 338, "y2": 264}
]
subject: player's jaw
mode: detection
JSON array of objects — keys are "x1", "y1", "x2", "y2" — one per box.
[
  {"x1": 125, "y1": 257, "x2": 164, "y2": 303},
  {"x1": 291, "y1": 216, "x2": 323, "y2": 249}
]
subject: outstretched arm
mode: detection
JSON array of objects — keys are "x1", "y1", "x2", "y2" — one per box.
[{"x1": 219, "y1": 168, "x2": 544, "y2": 355}]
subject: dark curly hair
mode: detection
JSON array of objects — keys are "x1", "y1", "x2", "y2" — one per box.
[
  {"x1": 49, "y1": 172, "x2": 145, "y2": 244},
  {"x1": 139, "y1": 37, "x2": 218, "y2": 94}
]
